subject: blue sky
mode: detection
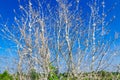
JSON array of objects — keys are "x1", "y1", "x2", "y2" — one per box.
[
  {"x1": 0, "y1": 0, "x2": 120, "y2": 72},
  {"x1": 0, "y1": 0, "x2": 119, "y2": 46},
  {"x1": 0, "y1": 0, "x2": 120, "y2": 30},
  {"x1": 0, "y1": 0, "x2": 119, "y2": 33}
]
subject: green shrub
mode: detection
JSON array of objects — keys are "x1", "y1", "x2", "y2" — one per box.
[
  {"x1": 0, "y1": 71, "x2": 13, "y2": 80},
  {"x1": 48, "y1": 65, "x2": 59, "y2": 80},
  {"x1": 30, "y1": 69, "x2": 39, "y2": 80}
]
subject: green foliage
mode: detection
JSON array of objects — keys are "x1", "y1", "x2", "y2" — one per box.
[
  {"x1": 118, "y1": 74, "x2": 120, "y2": 79},
  {"x1": 84, "y1": 78, "x2": 89, "y2": 80},
  {"x1": 48, "y1": 65, "x2": 59, "y2": 80},
  {"x1": 0, "y1": 70, "x2": 120, "y2": 80},
  {"x1": 0, "y1": 71, "x2": 13, "y2": 80},
  {"x1": 101, "y1": 70, "x2": 106, "y2": 77},
  {"x1": 29, "y1": 69, "x2": 39, "y2": 80}
]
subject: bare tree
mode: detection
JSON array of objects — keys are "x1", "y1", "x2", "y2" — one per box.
[
  {"x1": 0, "y1": 0, "x2": 53, "y2": 79},
  {"x1": 0, "y1": 0, "x2": 119, "y2": 80},
  {"x1": 54, "y1": 0, "x2": 119, "y2": 79}
]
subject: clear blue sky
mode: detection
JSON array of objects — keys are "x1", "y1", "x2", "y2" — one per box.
[
  {"x1": 0, "y1": 0, "x2": 119, "y2": 46},
  {"x1": 0, "y1": 0, "x2": 120, "y2": 71},
  {"x1": 0, "y1": 0, "x2": 119, "y2": 31}
]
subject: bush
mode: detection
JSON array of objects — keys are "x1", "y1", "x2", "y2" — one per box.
[
  {"x1": 0, "y1": 71, "x2": 13, "y2": 80},
  {"x1": 48, "y1": 65, "x2": 59, "y2": 80},
  {"x1": 30, "y1": 69, "x2": 40, "y2": 80}
]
